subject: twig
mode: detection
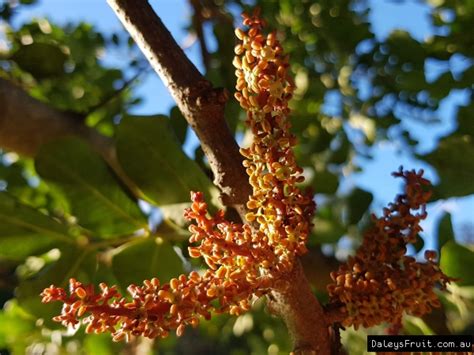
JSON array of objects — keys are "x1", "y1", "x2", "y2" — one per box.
[
  {"x1": 0, "y1": 78, "x2": 141, "y2": 199},
  {"x1": 107, "y1": 0, "x2": 251, "y2": 208},
  {"x1": 85, "y1": 63, "x2": 150, "y2": 117},
  {"x1": 189, "y1": 0, "x2": 211, "y2": 72}
]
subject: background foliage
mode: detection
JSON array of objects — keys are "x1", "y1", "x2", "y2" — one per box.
[{"x1": 0, "y1": 0, "x2": 473, "y2": 354}]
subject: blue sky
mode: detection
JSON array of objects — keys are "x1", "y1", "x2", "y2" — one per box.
[{"x1": 7, "y1": 0, "x2": 473, "y2": 248}]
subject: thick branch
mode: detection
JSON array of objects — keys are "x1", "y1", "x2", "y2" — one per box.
[
  {"x1": 0, "y1": 78, "x2": 138, "y2": 196},
  {"x1": 107, "y1": 0, "x2": 251, "y2": 206},
  {"x1": 0, "y1": 78, "x2": 100, "y2": 156},
  {"x1": 270, "y1": 260, "x2": 332, "y2": 354},
  {"x1": 107, "y1": 1, "x2": 332, "y2": 353}
]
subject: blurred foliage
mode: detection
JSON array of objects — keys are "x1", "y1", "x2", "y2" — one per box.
[{"x1": 0, "y1": 0, "x2": 473, "y2": 353}]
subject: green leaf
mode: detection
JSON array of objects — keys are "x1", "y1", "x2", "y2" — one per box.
[
  {"x1": 154, "y1": 219, "x2": 189, "y2": 241},
  {"x1": 84, "y1": 333, "x2": 121, "y2": 355},
  {"x1": 440, "y1": 241, "x2": 474, "y2": 286},
  {"x1": 0, "y1": 301, "x2": 36, "y2": 351},
  {"x1": 11, "y1": 42, "x2": 67, "y2": 79},
  {"x1": 424, "y1": 135, "x2": 474, "y2": 198},
  {"x1": 35, "y1": 138, "x2": 147, "y2": 239},
  {"x1": 116, "y1": 116, "x2": 214, "y2": 205},
  {"x1": 169, "y1": 107, "x2": 188, "y2": 144},
  {"x1": 346, "y1": 188, "x2": 373, "y2": 225},
  {"x1": 0, "y1": 192, "x2": 73, "y2": 260},
  {"x1": 112, "y1": 237, "x2": 183, "y2": 291},
  {"x1": 311, "y1": 170, "x2": 339, "y2": 194},
  {"x1": 403, "y1": 316, "x2": 435, "y2": 335},
  {"x1": 437, "y1": 213, "x2": 455, "y2": 250},
  {"x1": 430, "y1": 71, "x2": 456, "y2": 100}
]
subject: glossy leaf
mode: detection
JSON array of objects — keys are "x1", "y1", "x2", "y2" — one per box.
[
  {"x1": 424, "y1": 136, "x2": 474, "y2": 198},
  {"x1": 116, "y1": 116, "x2": 213, "y2": 205},
  {"x1": 440, "y1": 241, "x2": 474, "y2": 286},
  {"x1": 111, "y1": 237, "x2": 183, "y2": 291},
  {"x1": 35, "y1": 138, "x2": 147, "y2": 238},
  {"x1": 0, "y1": 192, "x2": 73, "y2": 260}
]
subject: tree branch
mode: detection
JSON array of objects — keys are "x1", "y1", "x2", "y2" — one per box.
[
  {"x1": 107, "y1": 1, "x2": 332, "y2": 353},
  {"x1": 107, "y1": 0, "x2": 251, "y2": 207},
  {"x1": 0, "y1": 78, "x2": 139, "y2": 197},
  {"x1": 269, "y1": 260, "x2": 333, "y2": 354}
]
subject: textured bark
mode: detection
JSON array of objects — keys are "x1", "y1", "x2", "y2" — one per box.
[
  {"x1": 107, "y1": 1, "x2": 333, "y2": 353},
  {"x1": 107, "y1": 0, "x2": 251, "y2": 207},
  {"x1": 269, "y1": 260, "x2": 332, "y2": 354},
  {"x1": 0, "y1": 78, "x2": 102, "y2": 157}
]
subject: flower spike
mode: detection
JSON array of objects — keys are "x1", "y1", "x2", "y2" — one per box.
[
  {"x1": 41, "y1": 10, "x2": 315, "y2": 341},
  {"x1": 327, "y1": 168, "x2": 452, "y2": 329}
]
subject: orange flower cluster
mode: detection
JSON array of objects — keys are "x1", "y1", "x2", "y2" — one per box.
[
  {"x1": 234, "y1": 11, "x2": 315, "y2": 270},
  {"x1": 41, "y1": 193, "x2": 269, "y2": 341},
  {"x1": 327, "y1": 168, "x2": 451, "y2": 329},
  {"x1": 41, "y1": 11, "x2": 314, "y2": 341}
]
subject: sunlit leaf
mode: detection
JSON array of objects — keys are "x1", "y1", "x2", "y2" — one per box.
[
  {"x1": 440, "y1": 241, "x2": 474, "y2": 286},
  {"x1": 0, "y1": 301, "x2": 36, "y2": 352},
  {"x1": 84, "y1": 333, "x2": 122, "y2": 355},
  {"x1": 116, "y1": 116, "x2": 214, "y2": 205},
  {"x1": 35, "y1": 138, "x2": 147, "y2": 238},
  {"x1": 0, "y1": 192, "x2": 73, "y2": 260},
  {"x1": 403, "y1": 316, "x2": 435, "y2": 335}
]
